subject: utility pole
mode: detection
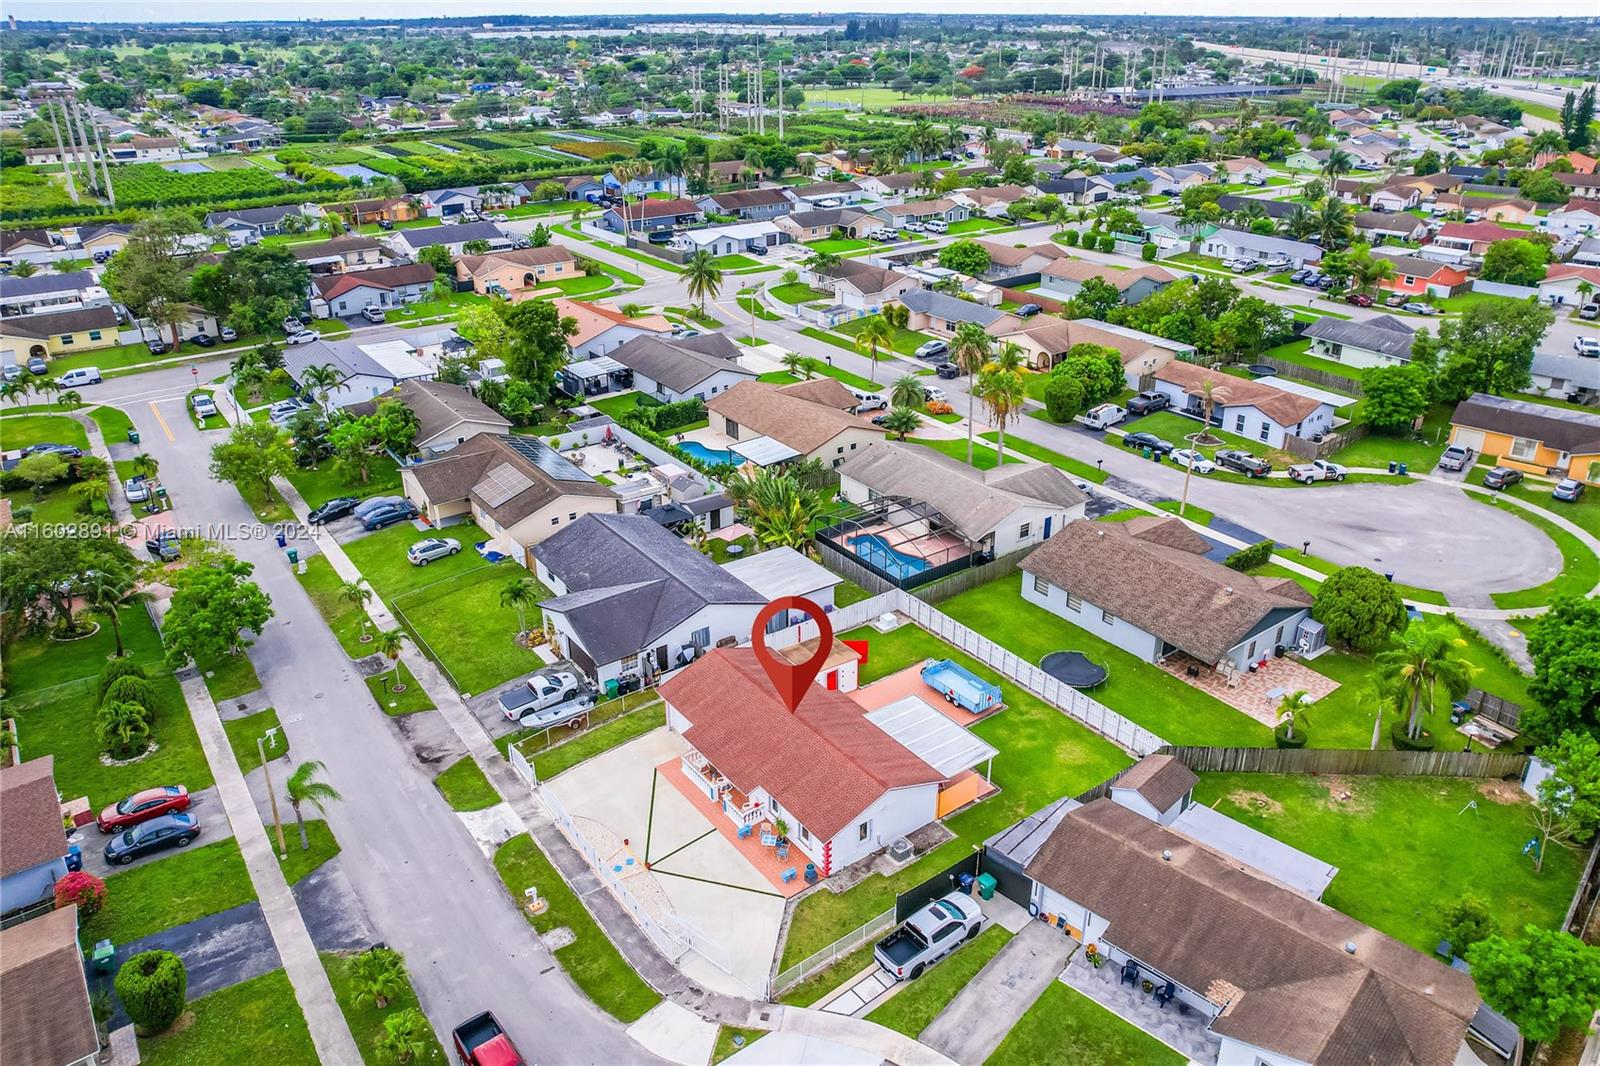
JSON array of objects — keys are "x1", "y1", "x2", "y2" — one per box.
[
  {"x1": 259, "y1": 736, "x2": 288, "y2": 859},
  {"x1": 89, "y1": 104, "x2": 115, "y2": 207},
  {"x1": 69, "y1": 98, "x2": 97, "y2": 196},
  {"x1": 46, "y1": 95, "x2": 78, "y2": 205},
  {"x1": 777, "y1": 62, "x2": 784, "y2": 140}
]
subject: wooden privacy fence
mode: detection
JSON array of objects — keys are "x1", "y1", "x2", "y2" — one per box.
[{"x1": 1154, "y1": 745, "x2": 1529, "y2": 779}]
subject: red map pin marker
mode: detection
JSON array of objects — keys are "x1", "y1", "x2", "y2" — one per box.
[{"x1": 750, "y1": 595, "x2": 834, "y2": 714}]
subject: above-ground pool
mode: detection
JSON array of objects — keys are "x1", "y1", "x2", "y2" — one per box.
[
  {"x1": 676, "y1": 440, "x2": 736, "y2": 466},
  {"x1": 848, "y1": 533, "x2": 930, "y2": 580}
]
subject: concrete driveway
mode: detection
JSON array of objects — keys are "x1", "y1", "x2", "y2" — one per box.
[
  {"x1": 75, "y1": 788, "x2": 233, "y2": 880},
  {"x1": 920, "y1": 921, "x2": 1076, "y2": 1066},
  {"x1": 543, "y1": 726, "x2": 787, "y2": 1000}
]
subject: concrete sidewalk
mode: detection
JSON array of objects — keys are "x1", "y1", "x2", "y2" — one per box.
[{"x1": 918, "y1": 921, "x2": 1075, "y2": 1066}]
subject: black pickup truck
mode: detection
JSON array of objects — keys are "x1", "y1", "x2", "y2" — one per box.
[
  {"x1": 1215, "y1": 449, "x2": 1273, "y2": 478},
  {"x1": 451, "y1": 1011, "x2": 524, "y2": 1066}
]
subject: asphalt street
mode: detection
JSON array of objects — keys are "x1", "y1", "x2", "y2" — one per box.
[{"x1": 85, "y1": 366, "x2": 662, "y2": 1066}]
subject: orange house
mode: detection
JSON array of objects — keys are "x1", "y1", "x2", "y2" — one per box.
[
  {"x1": 1378, "y1": 255, "x2": 1471, "y2": 299},
  {"x1": 1450, "y1": 394, "x2": 1600, "y2": 484}
]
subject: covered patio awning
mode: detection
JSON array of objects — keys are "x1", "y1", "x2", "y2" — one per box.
[
  {"x1": 565, "y1": 355, "x2": 625, "y2": 381},
  {"x1": 1168, "y1": 801, "x2": 1338, "y2": 899},
  {"x1": 866, "y1": 696, "x2": 998, "y2": 780},
  {"x1": 730, "y1": 436, "x2": 801, "y2": 466}
]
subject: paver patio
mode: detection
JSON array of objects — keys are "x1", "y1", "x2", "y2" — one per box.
[
  {"x1": 1157, "y1": 653, "x2": 1339, "y2": 728},
  {"x1": 1058, "y1": 951, "x2": 1220, "y2": 1064}
]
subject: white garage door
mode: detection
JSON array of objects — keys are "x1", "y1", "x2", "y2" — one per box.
[{"x1": 1452, "y1": 428, "x2": 1485, "y2": 452}]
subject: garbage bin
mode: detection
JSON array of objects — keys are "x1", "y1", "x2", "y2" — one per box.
[
  {"x1": 976, "y1": 873, "x2": 997, "y2": 901},
  {"x1": 957, "y1": 872, "x2": 976, "y2": 894},
  {"x1": 1388, "y1": 461, "x2": 1397, "y2": 474},
  {"x1": 92, "y1": 939, "x2": 116, "y2": 973},
  {"x1": 286, "y1": 548, "x2": 299, "y2": 565},
  {"x1": 605, "y1": 679, "x2": 620, "y2": 699},
  {"x1": 65, "y1": 844, "x2": 82, "y2": 873},
  {"x1": 275, "y1": 530, "x2": 287, "y2": 548},
  {"x1": 1398, "y1": 462, "x2": 1408, "y2": 476},
  {"x1": 1142, "y1": 447, "x2": 1152, "y2": 459},
  {"x1": 127, "y1": 428, "x2": 140, "y2": 444}
]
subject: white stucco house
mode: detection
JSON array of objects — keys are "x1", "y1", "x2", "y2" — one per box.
[{"x1": 1150, "y1": 360, "x2": 1337, "y2": 448}]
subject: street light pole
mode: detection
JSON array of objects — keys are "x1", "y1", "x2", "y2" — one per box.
[{"x1": 258, "y1": 737, "x2": 288, "y2": 859}]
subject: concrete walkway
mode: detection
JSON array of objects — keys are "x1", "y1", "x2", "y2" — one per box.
[
  {"x1": 919, "y1": 921, "x2": 1076, "y2": 1066},
  {"x1": 171, "y1": 666, "x2": 363, "y2": 1065}
]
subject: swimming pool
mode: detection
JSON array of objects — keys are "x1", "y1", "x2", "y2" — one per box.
[
  {"x1": 848, "y1": 533, "x2": 930, "y2": 580},
  {"x1": 677, "y1": 440, "x2": 736, "y2": 466}
]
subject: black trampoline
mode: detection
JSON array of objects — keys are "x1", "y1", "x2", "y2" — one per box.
[{"x1": 1041, "y1": 652, "x2": 1109, "y2": 688}]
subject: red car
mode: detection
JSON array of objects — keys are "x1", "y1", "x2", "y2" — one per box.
[
  {"x1": 98, "y1": 785, "x2": 191, "y2": 833},
  {"x1": 1345, "y1": 292, "x2": 1374, "y2": 307}
]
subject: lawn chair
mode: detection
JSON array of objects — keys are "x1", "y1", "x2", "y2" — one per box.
[
  {"x1": 1154, "y1": 981, "x2": 1176, "y2": 1009},
  {"x1": 1120, "y1": 960, "x2": 1139, "y2": 988}
]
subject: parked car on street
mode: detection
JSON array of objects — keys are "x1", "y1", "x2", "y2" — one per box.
[
  {"x1": 1345, "y1": 292, "x2": 1373, "y2": 307},
  {"x1": 104, "y1": 812, "x2": 201, "y2": 865},
  {"x1": 191, "y1": 394, "x2": 218, "y2": 418},
  {"x1": 452, "y1": 1012, "x2": 524, "y2": 1066},
  {"x1": 1125, "y1": 391, "x2": 1170, "y2": 415},
  {"x1": 1216, "y1": 449, "x2": 1273, "y2": 478},
  {"x1": 935, "y1": 362, "x2": 960, "y2": 379},
  {"x1": 406, "y1": 537, "x2": 461, "y2": 566},
  {"x1": 1438, "y1": 444, "x2": 1476, "y2": 471},
  {"x1": 1170, "y1": 448, "x2": 1215, "y2": 474},
  {"x1": 1385, "y1": 293, "x2": 1408, "y2": 307},
  {"x1": 1288, "y1": 459, "x2": 1348, "y2": 483},
  {"x1": 57, "y1": 367, "x2": 101, "y2": 387},
  {"x1": 1554, "y1": 478, "x2": 1586, "y2": 502},
  {"x1": 1077, "y1": 403, "x2": 1126, "y2": 431},
  {"x1": 307, "y1": 495, "x2": 360, "y2": 525},
  {"x1": 285, "y1": 329, "x2": 320, "y2": 345},
  {"x1": 1482, "y1": 466, "x2": 1523, "y2": 489},
  {"x1": 914, "y1": 339, "x2": 949, "y2": 360},
  {"x1": 1575, "y1": 337, "x2": 1600, "y2": 357},
  {"x1": 98, "y1": 785, "x2": 191, "y2": 833},
  {"x1": 1122, "y1": 431, "x2": 1174, "y2": 454},
  {"x1": 875, "y1": 892, "x2": 985, "y2": 981},
  {"x1": 360, "y1": 500, "x2": 419, "y2": 530}
]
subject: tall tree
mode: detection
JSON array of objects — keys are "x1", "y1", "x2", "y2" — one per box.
[
  {"x1": 189, "y1": 244, "x2": 310, "y2": 336},
  {"x1": 101, "y1": 210, "x2": 202, "y2": 346},
  {"x1": 1467, "y1": 927, "x2": 1600, "y2": 1042},
  {"x1": 161, "y1": 555, "x2": 274, "y2": 665},
  {"x1": 683, "y1": 250, "x2": 724, "y2": 316},
  {"x1": 1525, "y1": 595, "x2": 1600, "y2": 744},
  {"x1": 950, "y1": 321, "x2": 991, "y2": 464},
  {"x1": 284, "y1": 760, "x2": 342, "y2": 852},
  {"x1": 974, "y1": 342, "x2": 1028, "y2": 466},
  {"x1": 1375, "y1": 622, "x2": 1476, "y2": 742},
  {"x1": 209, "y1": 422, "x2": 296, "y2": 507},
  {"x1": 852, "y1": 315, "x2": 895, "y2": 386},
  {"x1": 1430, "y1": 300, "x2": 1555, "y2": 402}
]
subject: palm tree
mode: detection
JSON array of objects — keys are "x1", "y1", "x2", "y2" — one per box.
[
  {"x1": 974, "y1": 342, "x2": 1027, "y2": 465},
  {"x1": 69, "y1": 477, "x2": 108, "y2": 513},
  {"x1": 1274, "y1": 689, "x2": 1310, "y2": 742},
  {"x1": 57, "y1": 389, "x2": 82, "y2": 410},
  {"x1": 500, "y1": 577, "x2": 540, "y2": 640},
  {"x1": 234, "y1": 358, "x2": 268, "y2": 405},
  {"x1": 131, "y1": 453, "x2": 159, "y2": 480},
  {"x1": 881, "y1": 302, "x2": 911, "y2": 332},
  {"x1": 1282, "y1": 203, "x2": 1318, "y2": 241},
  {"x1": 299, "y1": 363, "x2": 342, "y2": 411},
  {"x1": 338, "y1": 580, "x2": 373, "y2": 643},
  {"x1": 1316, "y1": 198, "x2": 1353, "y2": 251},
  {"x1": 284, "y1": 760, "x2": 342, "y2": 852},
  {"x1": 1, "y1": 380, "x2": 27, "y2": 407},
  {"x1": 804, "y1": 249, "x2": 842, "y2": 276},
  {"x1": 852, "y1": 315, "x2": 895, "y2": 385},
  {"x1": 890, "y1": 373, "x2": 926, "y2": 410},
  {"x1": 349, "y1": 948, "x2": 406, "y2": 1010},
  {"x1": 683, "y1": 250, "x2": 724, "y2": 317},
  {"x1": 781, "y1": 351, "x2": 811, "y2": 379},
  {"x1": 10, "y1": 260, "x2": 37, "y2": 278},
  {"x1": 1321, "y1": 147, "x2": 1354, "y2": 183},
  {"x1": 376, "y1": 1009, "x2": 432, "y2": 1065},
  {"x1": 81, "y1": 566, "x2": 143, "y2": 658},
  {"x1": 950, "y1": 322, "x2": 991, "y2": 465},
  {"x1": 1375, "y1": 623, "x2": 1477, "y2": 742},
  {"x1": 881, "y1": 407, "x2": 921, "y2": 439},
  {"x1": 609, "y1": 158, "x2": 651, "y2": 235},
  {"x1": 374, "y1": 629, "x2": 405, "y2": 688},
  {"x1": 740, "y1": 470, "x2": 826, "y2": 552},
  {"x1": 1577, "y1": 280, "x2": 1595, "y2": 308}
]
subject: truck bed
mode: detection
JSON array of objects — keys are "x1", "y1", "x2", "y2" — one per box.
[{"x1": 877, "y1": 928, "x2": 925, "y2": 967}]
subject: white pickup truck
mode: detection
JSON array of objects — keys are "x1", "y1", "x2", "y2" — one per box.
[
  {"x1": 1287, "y1": 459, "x2": 1348, "y2": 484},
  {"x1": 500, "y1": 671, "x2": 583, "y2": 721},
  {"x1": 1437, "y1": 444, "x2": 1476, "y2": 471},
  {"x1": 874, "y1": 892, "x2": 985, "y2": 981}
]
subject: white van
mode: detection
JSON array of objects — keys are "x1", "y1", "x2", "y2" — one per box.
[
  {"x1": 1078, "y1": 403, "x2": 1126, "y2": 431},
  {"x1": 57, "y1": 367, "x2": 102, "y2": 387}
]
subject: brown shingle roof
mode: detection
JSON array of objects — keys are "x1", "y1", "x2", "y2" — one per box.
[
  {"x1": 312, "y1": 262, "x2": 436, "y2": 301},
  {"x1": 405, "y1": 433, "x2": 615, "y2": 527},
  {"x1": 1020, "y1": 518, "x2": 1312, "y2": 664},
  {"x1": 820, "y1": 259, "x2": 911, "y2": 298},
  {"x1": 704, "y1": 188, "x2": 792, "y2": 211},
  {"x1": 623, "y1": 197, "x2": 701, "y2": 220},
  {"x1": 708, "y1": 381, "x2": 886, "y2": 455},
  {"x1": 1, "y1": 907, "x2": 100, "y2": 1066},
  {"x1": 1040, "y1": 260, "x2": 1176, "y2": 292},
  {"x1": 977, "y1": 241, "x2": 1063, "y2": 268},
  {"x1": 1111, "y1": 754, "x2": 1197, "y2": 812},
  {"x1": 776, "y1": 377, "x2": 857, "y2": 409},
  {"x1": 1154, "y1": 360, "x2": 1323, "y2": 427},
  {"x1": 348, "y1": 379, "x2": 510, "y2": 444},
  {"x1": 0, "y1": 756, "x2": 65, "y2": 878},
  {"x1": 454, "y1": 244, "x2": 577, "y2": 277},
  {"x1": 660, "y1": 649, "x2": 943, "y2": 840},
  {"x1": 1026, "y1": 800, "x2": 1479, "y2": 1066},
  {"x1": 289, "y1": 235, "x2": 386, "y2": 260}
]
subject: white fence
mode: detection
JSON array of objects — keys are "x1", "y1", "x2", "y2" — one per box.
[
  {"x1": 771, "y1": 907, "x2": 896, "y2": 995},
  {"x1": 538, "y1": 782, "x2": 741, "y2": 988},
  {"x1": 508, "y1": 742, "x2": 536, "y2": 785},
  {"x1": 1471, "y1": 278, "x2": 1540, "y2": 300}
]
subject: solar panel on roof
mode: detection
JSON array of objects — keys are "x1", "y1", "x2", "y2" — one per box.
[
  {"x1": 501, "y1": 435, "x2": 595, "y2": 483},
  {"x1": 476, "y1": 462, "x2": 535, "y2": 508}
]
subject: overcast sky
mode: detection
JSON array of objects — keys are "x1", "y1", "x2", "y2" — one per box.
[{"x1": 6, "y1": 1, "x2": 1560, "y2": 24}]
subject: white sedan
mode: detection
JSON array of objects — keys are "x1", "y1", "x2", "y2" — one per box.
[
  {"x1": 1170, "y1": 448, "x2": 1215, "y2": 474},
  {"x1": 285, "y1": 330, "x2": 320, "y2": 345},
  {"x1": 1574, "y1": 337, "x2": 1600, "y2": 357}
]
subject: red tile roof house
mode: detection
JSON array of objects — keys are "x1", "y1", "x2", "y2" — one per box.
[
  {"x1": 1376, "y1": 254, "x2": 1471, "y2": 299},
  {"x1": 309, "y1": 262, "x2": 437, "y2": 319},
  {"x1": 1427, "y1": 220, "x2": 1523, "y2": 257},
  {"x1": 660, "y1": 649, "x2": 993, "y2": 877}
]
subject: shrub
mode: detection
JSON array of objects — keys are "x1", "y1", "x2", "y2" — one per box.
[
  {"x1": 96, "y1": 700, "x2": 152, "y2": 759},
  {"x1": 96, "y1": 659, "x2": 147, "y2": 704},
  {"x1": 924, "y1": 400, "x2": 955, "y2": 416},
  {"x1": 1274, "y1": 722, "x2": 1309, "y2": 748},
  {"x1": 11, "y1": 504, "x2": 33, "y2": 523},
  {"x1": 1059, "y1": 229, "x2": 1079, "y2": 247},
  {"x1": 1043, "y1": 370, "x2": 1085, "y2": 423},
  {"x1": 53, "y1": 871, "x2": 107, "y2": 916},
  {"x1": 1440, "y1": 896, "x2": 1498, "y2": 956},
  {"x1": 115, "y1": 950, "x2": 188, "y2": 1035},
  {"x1": 1312, "y1": 565, "x2": 1408, "y2": 651},
  {"x1": 1097, "y1": 235, "x2": 1117, "y2": 253},
  {"x1": 1391, "y1": 721, "x2": 1436, "y2": 750},
  {"x1": 102, "y1": 675, "x2": 156, "y2": 713},
  {"x1": 1224, "y1": 540, "x2": 1274, "y2": 572},
  {"x1": 1141, "y1": 242, "x2": 1158, "y2": 261}
]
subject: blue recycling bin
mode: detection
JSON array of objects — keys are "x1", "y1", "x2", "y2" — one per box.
[
  {"x1": 957, "y1": 872, "x2": 976, "y2": 894},
  {"x1": 1398, "y1": 462, "x2": 1408, "y2": 476}
]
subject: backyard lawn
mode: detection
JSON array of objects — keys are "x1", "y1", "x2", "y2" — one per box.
[
  {"x1": 1191, "y1": 773, "x2": 1582, "y2": 953},
  {"x1": 984, "y1": 981, "x2": 1184, "y2": 1066},
  {"x1": 780, "y1": 620, "x2": 1129, "y2": 968},
  {"x1": 1330, "y1": 403, "x2": 1454, "y2": 471},
  {"x1": 937, "y1": 574, "x2": 1272, "y2": 747},
  {"x1": 588, "y1": 392, "x2": 650, "y2": 419},
  {"x1": 865, "y1": 925, "x2": 1013, "y2": 1036},
  {"x1": 285, "y1": 453, "x2": 402, "y2": 509},
  {"x1": 434, "y1": 756, "x2": 502, "y2": 811},
  {"x1": 1258, "y1": 337, "x2": 1361, "y2": 385},
  {"x1": 494, "y1": 834, "x2": 661, "y2": 1022},
  {"x1": 84, "y1": 838, "x2": 256, "y2": 945},
  {"x1": 0, "y1": 412, "x2": 90, "y2": 451},
  {"x1": 138, "y1": 969, "x2": 317, "y2": 1066}
]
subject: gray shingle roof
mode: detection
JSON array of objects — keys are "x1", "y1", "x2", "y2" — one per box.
[
  {"x1": 1451, "y1": 392, "x2": 1600, "y2": 455},
  {"x1": 1303, "y1": 316, "x2": 1417, "y2": 361},
  {"x1": 897, "y1": 288, "x2": 1009, "y2": 327},
  {"x1": 535, "y1": 513, "x2": 763, "y2": 666},
  {"x1": 397, "y1": 220, "x2": 509, "y2": 249},
  {"x1": 605, "y1": 334, "x2": 754, "y2": 394},
  {"x1": 0, "y1": 270, "x2": 96, "y2": 298}
]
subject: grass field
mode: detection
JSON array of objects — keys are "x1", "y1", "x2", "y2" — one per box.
[
  {"x1": 366, "y1": 662, "x2": 436, "y2": 715},
  {"x1": 1475, "y1": 494, "x2": 1600, "y2": 609},
  {"x1": 295, "y1": 554, "x2": 376, "y2": 657},
  {"x1": 985, "y1": 980, "x2": 1184, "y2": 1066},
  {"x1": 323, "y1": 951, "x2": 446, "y2": 1066},
  {"x1": 434, "y1": 756, "x2": 502, "y2": 811},
  {"x1": 834, "y1": 313, "x2": 940, "y2": 358},
  {"x1": 865, "y1": 925, "x2": 1013, "y2": 1036},
  {"x1": 0, "y1": 412, "x2": 90, "y2": 451},
  {"x1": 802, "y1": 86, "x2": 955, "y2": 109},
  {"x1": 910, "y1": 435, "x2": 1022, "y2": 471},
  {"x1": 84, "y1": 838, "x2": 256, "y2": 945},
  {"x1": 276, "y1": 819, "x2": 341, "y2": 885},
  {"x1": 223, "y1": 707, "x2": 290, "y2": 769},
  {"x1": 533, "y1": 705, "x2": 667, "y2": 780},
  {"x1": 285, "y1": 454, "x2": 402, "y2": 509},
  {"x1": 139, "y1": 969, "x2": 316, "y2": 1066}
]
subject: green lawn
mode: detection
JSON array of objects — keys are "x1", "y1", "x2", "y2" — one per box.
[
  {"x1": 493, "y1": 835, "x2": 661, "y2": 1022},
  {"x1": 713, "y1": 1028, "x2": 766, "y2": 1063},
  {"x1": 1330, "y1": 403, "x2": 1453, "y2": 471},
  {"x1": 736, "y1": 295, "x2": 781, "y2": 321},
  {"x1": 939, "y1": 574, "x2": 1272, "y2": 747},
  {"x1": 391, "y1": 565, "x2": 552, "y2": 696},
  {"x1": 780, "y1": 621, "x2": 1129, "y2": 968},
  {"x1": 365, "y1": 662, "x2": 436, "y2": 715},
  {"x1": 986, "y1": 433, "x2": 1109, "y2": 484},
  {"x1": 1259, "y1": 337, "x2": 1361, "y2": 384},
  {"x1": 588, "y1": 392, "x2": 651, "y2": 419},
  {"x1": 323, "y1": 951, "x2": 446, "y2": 1066},
  {"x1": 0, "y1": 412, "x2": 90, "y2": 451},
  {"x1": 276, "y1": 819, "x2": 341, "y2": 885},
  {"x1": 532, "y1": 705, "x2": 667, "y2": 780},
  {"x1": 138, "y1": 969, "x2": 317, "y2": 1066},
  {"x1": 910, "y1": 435, "x2": 1021, "y2": 471},
  {"x1": 344, "y1": 521, "x2": 492, "y2": 601},
  {"x1": 804, "y1": 238, "x2": 873, "y2": 254},
  {"x1": 4, "y1": 602, "x2": 165, "y2": 695},
  {"x1": 434, "y1": 756, "x2": 502, "y2": 811},
  {"x1": 1476, "y1": 495, "x2": 1600, "y2": 609},
  {"x1": 1192, "y1": 773, "x2": 1582, "y2": 953},
  {"x1": 295, "y1": 555, "x2": 376, "y2": 658},
  {"x1": 865, "y1": 925, "x2": 1013, "y2": 1036},
  {"x1": 198, "y1": 649, "x2": 262, "y2": 703},
  {"x1": 834, "y1": 314, "x2": 939, "y2": 358},
  {"x1": 88, "y1": 404, "x2": 137, "y2": 442},
  {"x1": 984, "y1": 980, "x2": 1184, "y2": 1066},
  {"x1": 709, "y1": 253, "x2": 761, "y2": 270},
  {"x1": 187, "y1": 390, "x2": 226, "y2": 430},
  {"x1": 770, "y1": 282, "x2": 832, "y2": 305},
  {"x1": 834, "y1": 578, "x2": 875, "y2": 607},
  {"x1": 84, "y1": 838, "x2": 256, "y2": 945},
  {"x1": 542, "y1": 273, "x2": 614, "y2": 296},
  {"x1": 946, "y1": 217, "x2": 1014, "y2": 235},
  {"x1": 1497, "y1": 477, "x2": 1600, "y2": 540},
  {"x1": 284, "y1": 454, "x2": 402, "y2": 508},
  {"x1": 223, "y1": 707, "x2": 290, "y2": 770}
]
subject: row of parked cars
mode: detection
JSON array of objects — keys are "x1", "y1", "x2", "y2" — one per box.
[
  {"x1": 1439, "y1": 443, "x2": 1587, "y2": 500},
  {"x1": 305, "y1": 493, "x2": 419, "y2": 530}
]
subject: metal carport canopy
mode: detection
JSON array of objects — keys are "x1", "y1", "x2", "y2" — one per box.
[
  {"x1": 865, "y1": 696, "x2": 999, "y2": 778},
  {"x1": 730, "y1": 436, "x2": 800, "y2": 466}
]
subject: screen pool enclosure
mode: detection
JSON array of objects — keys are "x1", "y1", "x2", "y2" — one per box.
[{"x1": 815, "y1": 495, "x2": 990, "y2": 591}]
